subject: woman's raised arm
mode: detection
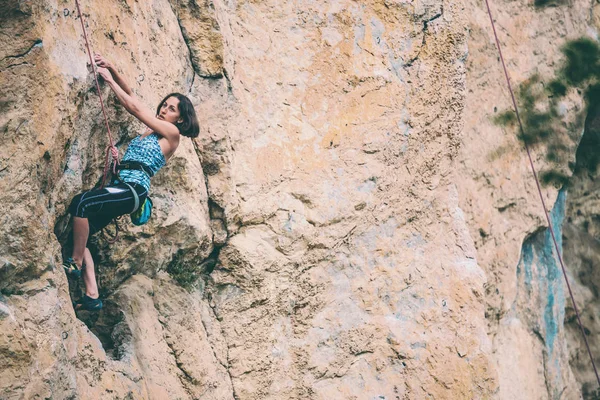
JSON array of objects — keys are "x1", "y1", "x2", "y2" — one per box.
[{"x1": 97, "y1": 67, "x2": 180, "y2": 141}]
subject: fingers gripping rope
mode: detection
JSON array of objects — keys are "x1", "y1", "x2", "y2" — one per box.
[
  {"x1": 74, "y1": 0, "x2": 119, "y2": 188},
  {"x1": 101, "y1": 145, "x2": 119, "y2": 189},
  {"x1": 484, "y1": 0, "x2": 600, "y2": 388}
]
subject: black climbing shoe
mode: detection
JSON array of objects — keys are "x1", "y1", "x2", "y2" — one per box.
[
  {"x1": 73, "y1": 295, "x2": 103, "y2": 312},
  {"x1": 62, "y1": 258, "x2": 81, "y2": 279}
]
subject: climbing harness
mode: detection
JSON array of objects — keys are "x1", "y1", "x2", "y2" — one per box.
[
  {"x1": 484, "y1": 0, "x2": 600, "y2": 387},
  {"x1": 116, "y1": 161, "x2": 155, "y2": 177},
  {"x1": 74, "y1": 0, "x2": 119, "y2": 189}
]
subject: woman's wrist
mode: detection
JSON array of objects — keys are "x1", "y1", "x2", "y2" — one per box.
[{"x1": 105, "y1": 78, "x2": 117, "y2": 88}]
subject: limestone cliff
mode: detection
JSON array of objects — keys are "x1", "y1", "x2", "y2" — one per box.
[{"x1": 1, "y1": 0, "x2": 599, "y2": 398}]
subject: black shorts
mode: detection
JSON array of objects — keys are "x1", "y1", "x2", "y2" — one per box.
[{"x1": 68, "y1": 182, "x2": 148, "y2": 235}]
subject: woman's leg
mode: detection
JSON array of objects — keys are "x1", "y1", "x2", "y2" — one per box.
[
  {"x1": 67, "y1": 183, "x2": 139, "y2": 268},
  {"x1": 71, "y1": 216, "x2": 90, "y2": 268},
  {"x1": 81, "y1": 248, "x2": 99, "y2": 298},
  {"x1": 66, "y1": 182, "x2": 147, "y2": 302}
]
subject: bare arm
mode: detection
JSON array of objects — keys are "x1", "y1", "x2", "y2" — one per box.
[
  {"x1": 97, "y1": 67, "x2": 179, "y2": 141},
  {"x1": 94, "y1": 54, "x2": 133, "y2": 96}
]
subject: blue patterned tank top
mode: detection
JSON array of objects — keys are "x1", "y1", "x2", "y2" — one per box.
[{"x1": 118, "y1": 133, "x2": 166, "y2": 191}]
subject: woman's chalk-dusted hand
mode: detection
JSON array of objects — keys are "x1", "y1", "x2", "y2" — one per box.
[
  {"x1": 96, "y1": 67, "x2": 114, "y2": 83},
  {"x1": 94, "y1": 53, "x2": 112, "y2": 69}
]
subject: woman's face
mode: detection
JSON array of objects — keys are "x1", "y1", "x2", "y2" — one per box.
[{"x1": 157, "y1": 96, "x2": 182, "y2": 124}]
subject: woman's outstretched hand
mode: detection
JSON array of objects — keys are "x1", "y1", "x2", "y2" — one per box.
[
  {"x1": 94, "y1": 53, "x2": 133, "y2": 96},
  {"x1": 97, "y1": 67, "x2": 114, "y2": 83},
  {"x1": 94, "y1": 53, "x2": 112, "y2": 69}
]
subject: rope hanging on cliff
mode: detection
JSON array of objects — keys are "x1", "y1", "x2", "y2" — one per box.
[
  {"x1": 74, "y1": 0, "x2": 119, "y2": 189},
  {"x1": 483, "y1": 0, "x2": 600, "y2": 388},
  {"x1": 74, "y1": 0, "x2": 121, "y2": 243}
]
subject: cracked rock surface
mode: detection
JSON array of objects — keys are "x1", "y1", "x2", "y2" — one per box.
[{"x1": 1, "y1": 0, "x2": 598, "y2": 398}]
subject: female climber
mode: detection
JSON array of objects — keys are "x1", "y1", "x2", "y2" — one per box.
[{"x1": 63, "y1": 53, "x2": 199, "y2": 311}]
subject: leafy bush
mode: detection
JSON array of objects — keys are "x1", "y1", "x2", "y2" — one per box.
[{"x1": 492, "y1": 38, "x2": 600, "y2": 186}]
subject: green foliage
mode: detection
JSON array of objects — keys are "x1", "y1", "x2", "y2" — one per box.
[
  {"x1": 493, "y1": 110, "x2": 517, "y2": 126},
  {"x1": 575, "y1": 84, "x2": 600, "y2": 174},
  {"x1": 492, "y1": 37, "x2": 600, "y2": 187},
  {"x1": 547, "y1": 79, "x2": 567, "y2": 97},
  {"x1": 575, "y1": 125, "x2": 600, "y2": 174},
  {"x1": 511, "y1": 75, "x2": 557, "y2": 146},
  {"x1": 518, "y1": 74, "x2": 541, "y2": 107},
  {"x1": 545, "y1": 143, "x2": 569, "y2": 163},
  {"x1": 0, "y1": 287, "x2": 24, "y2": 297},
  {"x1": 518, "y1": 110, "x2": 554, "y2": 145},
  {"x1": 534, "y1": 0, "x2": 562, "y2": 7},
  {"x1": 167, "y1": 252, "x2": 201, "y2": 291},
  {"x1": 585, "y1": 82, "x2": 600, "y2": 105},
  {"x1": 540, "y1": 170, "x2": 570, "y2": 187},
  {"x1": 561, "y1": 38, "x2": 600, "y2": 86}
]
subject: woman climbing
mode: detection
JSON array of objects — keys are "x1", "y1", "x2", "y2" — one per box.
[{"x1": 63, "y1": 53, "x2": 199, "y2": 311}]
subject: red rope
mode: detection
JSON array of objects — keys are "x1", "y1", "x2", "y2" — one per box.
[
  {"x1": 74, "y1": 0, "x2": 119, "y2": 188},
  {"x1": 483, "y1": 0, "x2": 600, "y2": 387}
]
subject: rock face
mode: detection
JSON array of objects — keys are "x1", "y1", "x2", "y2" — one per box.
[{"x1": 1, "y1": 0, "x2": 599, "y2": 399}]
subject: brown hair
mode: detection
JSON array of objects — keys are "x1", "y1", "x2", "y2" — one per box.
[{"x1": 156, "y1": 93, "x2": 199, "y2": 138}]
